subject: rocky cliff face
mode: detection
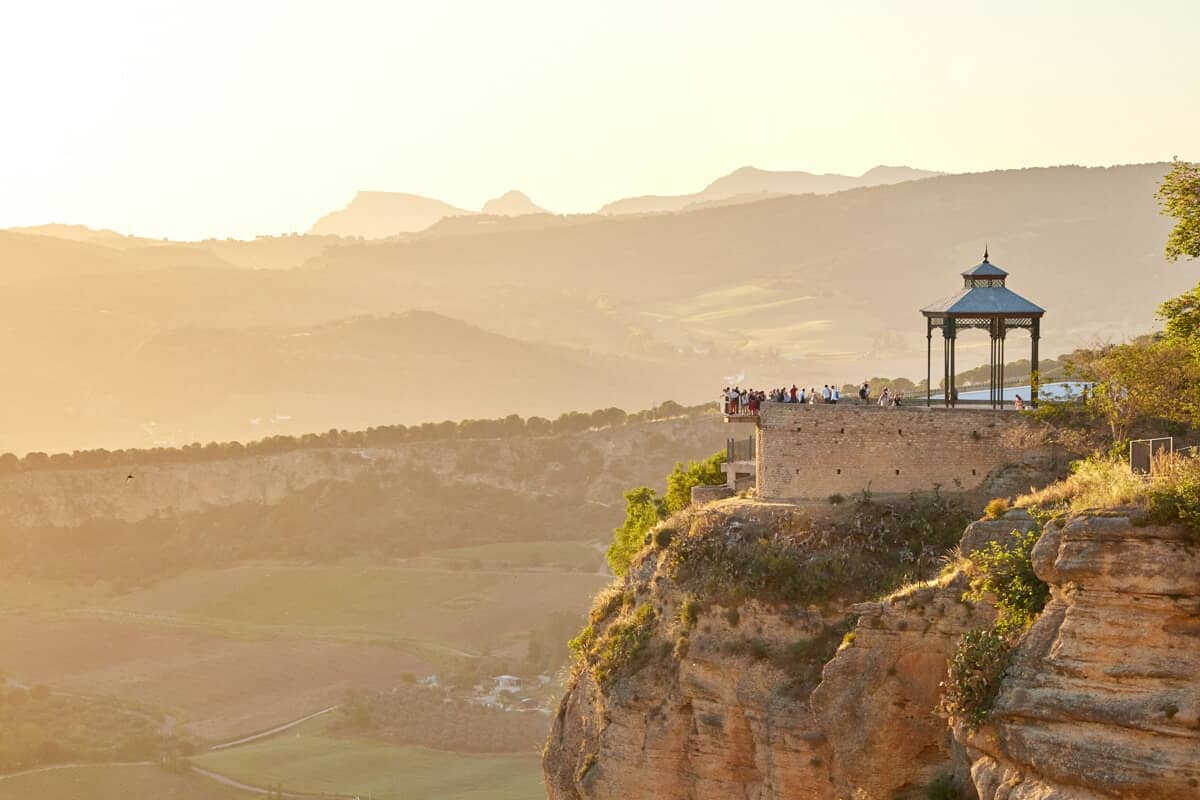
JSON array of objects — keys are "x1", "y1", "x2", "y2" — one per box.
[
  {"x1": 0, "y1": 415, "x2": 723, "y2": 530},
  {"x1": 545, "y1": 502, "x2": 1199, "y2": 800},
  {"x1": 960, "y1": 513, "x2": 1200, "y2": 800},
  {"x1": 544, "y1": 502, "x2": 1014, "y2": 800}
]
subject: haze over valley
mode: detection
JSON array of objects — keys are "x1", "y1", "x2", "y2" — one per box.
[
  {"x1": 1, "y1": 162, "x2": 1189, "y2": 454},
  {"x1": 3, "y1": 3, "x2": 1198, "y2": 799}
]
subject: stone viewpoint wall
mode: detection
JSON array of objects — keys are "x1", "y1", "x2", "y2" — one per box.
[{"x1": 756, "y1": 402, "x2": 1057, "y2": 500}]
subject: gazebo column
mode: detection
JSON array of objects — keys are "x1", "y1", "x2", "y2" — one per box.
[
  {"x1": 943, "y1": 318, "x2": 957, "y2": 408},
  {"x1": 988, "y1": 318, "x2": 1005, "y2": 409},
  {"x1": 989, "y1": 326, "x2": 997, "y2": 408},
  {"x1": 926, "y1": 320, "x2": 932, "y2": 407},
  {"x1": 1030, "y1": 317, "x2": 1040, "y2": 407}
]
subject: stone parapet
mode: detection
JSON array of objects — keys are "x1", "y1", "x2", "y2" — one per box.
[{"x1": 756, "y1": 402, "x2": 1055, "y2": 500}]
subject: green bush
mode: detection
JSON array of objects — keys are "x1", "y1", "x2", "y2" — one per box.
[
  {"x1": 939, "y1": 628, "x2": 1012, "y2": 731},
  {"x1": 1145, "y1": 465, "x2": 1200, "y2": 541},
  {"x1": 965, "y1": 526, "x2": 1049, "y2": 635},
  {"x1": 664, "y1": 451, "x2": 727, "y2": 514},
  {"x1": 606, "y1": 487, "x2": 665, "y2": 576}
]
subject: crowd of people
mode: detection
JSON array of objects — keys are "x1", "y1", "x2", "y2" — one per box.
[{"x1": 722, "y1": 382, "x2": 907, "y2": 415}]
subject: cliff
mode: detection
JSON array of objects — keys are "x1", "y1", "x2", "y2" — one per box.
[
  {"x1": 544, "y1": 501, "x2": 1199, "y2": 800},
  {"x1": 960, "y1": 513, "x2": 1200, "y2": 799}
]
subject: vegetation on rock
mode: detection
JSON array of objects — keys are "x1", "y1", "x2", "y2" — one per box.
[
  {"x1": 965, "y1": 525, "x2": 1049, "y2": 635},
  {"x1": 569, "y1": 603, "x2": 658, "y2": 687},
  {"x1": 1018, "y1": 453, "x2": 1200, "y2": 540}
]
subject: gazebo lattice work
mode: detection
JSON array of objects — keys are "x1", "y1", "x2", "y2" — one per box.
[{"x1": 921, "y1": 250, "x2": 1044, "y2": 408}]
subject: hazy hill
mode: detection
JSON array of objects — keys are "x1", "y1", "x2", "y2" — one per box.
[
  {"x1": 308, "y1": 190, "x2": 470, "y2": 238},
  {"x1": 481, "y1": 190, "x2": 549, "y2": 216},
  {"x1": 598, "y1": 164, "x2": 943, "y2": 214},
  {"x1": 7, "y1": 223, "x2": 159, "y2": 248},
  {"x1": 0, "y1": 303, "x2": 722, "y2": 453},
  {"x1": 309, "y1": 163, "x2": 1188, "y2": 371},
  {"x1": 1, "y1": 162, "x2": 1190, "y2": 453}
]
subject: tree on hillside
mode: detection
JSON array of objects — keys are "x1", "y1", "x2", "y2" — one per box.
[
  {"x1": 1158, "y1": 284, "x2": 1200, "y2": 353},
  {"x1": 1067, "y1": 337, "x2": 1200, "y2": 444},
  {"x1": 606, "y1": 487, "x2": 665, "y2": 576},
  {"x1": 1158, "y1": 158, "x2": 1200, "y2": 262},
  {"x1": 663, "y1": 451, "x2": 727, "y2": 514}
]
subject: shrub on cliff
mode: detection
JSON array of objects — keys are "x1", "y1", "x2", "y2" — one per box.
[
  {"x1": 570, "y1": 603, "x2": 658, "y2": 687},
  {"x1": 965, "y1": 525, "x2": 1049, "y2": 635},
  {"x1": 939, "y1": 627, "x2": 1012, "y2": 732},
  {"x1": 1145, "y1": 460, "x2": 1200, "y2": 540}
]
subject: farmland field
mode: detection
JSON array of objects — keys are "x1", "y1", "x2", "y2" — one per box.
[
  {"x1": 0, "y1": 764, "x2": 253, "y2": 800},
  {"x1": 91, "y1": 561, "x2": 608, "y2": 652},
  {"x1": 0, "y1": 549, "x2": 603, "y2": 742},
  {"x1": 193, "y1": 718, "x2": 543, "y2": 800},
  {"x1": 420, "y1": 539, "x2": 604, "y2": 570}
]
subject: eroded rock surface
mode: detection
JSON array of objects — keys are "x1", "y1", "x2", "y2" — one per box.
[{"x1": 962, "y1": 514, "x2": 1200, "y2": 799}]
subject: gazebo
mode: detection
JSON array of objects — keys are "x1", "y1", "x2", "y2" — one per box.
[{"x1": 921, "y1": 250, "x2": 1044, "y2": 408}]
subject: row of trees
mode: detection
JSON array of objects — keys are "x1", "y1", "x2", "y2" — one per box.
[{"x1": 0, "y1": 400, "x2": 714, "y2": 474}]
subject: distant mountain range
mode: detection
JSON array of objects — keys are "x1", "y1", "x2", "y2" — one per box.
[
  {"x1": 481, "y1": 190, "x2": 548, "y2": 216},
  {"x1": 0, "y1": 162, "x2": 1185, "y2": 453},
  {"x1": 309, "y1": 189, "x2": 550, "y2": 239},
  {"x1": 309, "y1": 191, "x2": 470, "y2": 238},
  {"x1": 304, "y1": 165, "x2": 942, "y2": 239},
  {"x1": 598, "y1": 165, "x2": 944, "y2": 215}
]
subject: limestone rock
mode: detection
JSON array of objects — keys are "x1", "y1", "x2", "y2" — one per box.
[
  {"x1": 811, "y1": 571, "x2": 994, "y2": 800},
  {"x1": 962, "y1": 515, "x2": 1200, "y2": 799}
]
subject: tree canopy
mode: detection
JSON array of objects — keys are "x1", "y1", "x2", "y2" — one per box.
[{"x1": 1157, "y1": 158, "x2": 1200, "y2": 262}]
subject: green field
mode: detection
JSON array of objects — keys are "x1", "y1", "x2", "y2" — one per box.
[
  {"x1": 0, "y1": 764, "x2": 253, "y2": 800},
  {"x1": 194, "y1": 719, "x2": 543, "y2": 800},
  {"x1": 88, "y1": 561, "x2": 605, "y2": 656},
  {"x1": 422, "y1": 539, "x2": 603, "y2": 570}
]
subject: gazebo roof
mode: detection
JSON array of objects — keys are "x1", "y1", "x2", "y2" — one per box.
[
  {"x1": 921, "y1": 285, "x2": 1045, "y2": 316},
  {"x1": 923, "y1": 250, "x2": 1044, "y2": 318},
  {"x1": 961, "y1": 259, "x2": 1008, "y2": 278}
]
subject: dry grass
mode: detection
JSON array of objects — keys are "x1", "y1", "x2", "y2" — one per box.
[
  {"x1": 1016, "y1": 453, "x2": 1200, "y2": 515},
  {"x1": 1017, "y1": 455, "x2": 1148, "y2": 511}
]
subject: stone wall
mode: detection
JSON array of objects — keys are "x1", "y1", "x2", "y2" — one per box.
[{"x1": 755, "y1": 402, "x2": 1056, "y2": 500}]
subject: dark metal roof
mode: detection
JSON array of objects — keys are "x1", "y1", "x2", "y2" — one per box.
[
  {"x1": 922, "y1": 285, "x2": 1045, "y2": 316},
  {"x1": 961, "y1": 259, "x2": 1008, "y2": 278}
]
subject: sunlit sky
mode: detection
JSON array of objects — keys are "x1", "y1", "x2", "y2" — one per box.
[{"x1": 2, "y1": 0, "x2": 1198, "y2": 240}]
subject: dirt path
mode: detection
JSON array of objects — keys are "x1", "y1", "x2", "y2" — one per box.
[
  {"x1": 190, "y1": 764, "x2": 357, "y2": 799},
  {"x1": 208, "y1": 705, "x2": 339, "y2": 751}
]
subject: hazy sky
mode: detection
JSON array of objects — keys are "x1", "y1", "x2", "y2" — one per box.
[{"x1": 2, "y1": 0, "x2": 1198, "y2": 240}]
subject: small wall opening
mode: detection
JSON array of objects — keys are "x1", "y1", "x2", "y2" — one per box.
[
  {"x1": 894, "y1": 469, "x2": 900, "y2": 476},
  {"x1": 836, "y1": 468, "x2": 842, "y2": 475}
]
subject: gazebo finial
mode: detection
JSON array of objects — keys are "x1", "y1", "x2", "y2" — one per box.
[{"x1": 983, "y1": 243, "x2": 989, "y2": 261}]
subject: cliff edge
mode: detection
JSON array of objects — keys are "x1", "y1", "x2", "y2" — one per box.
[{"x1": 545, "y1": 497, "x2": 1199, "y2": 799}]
